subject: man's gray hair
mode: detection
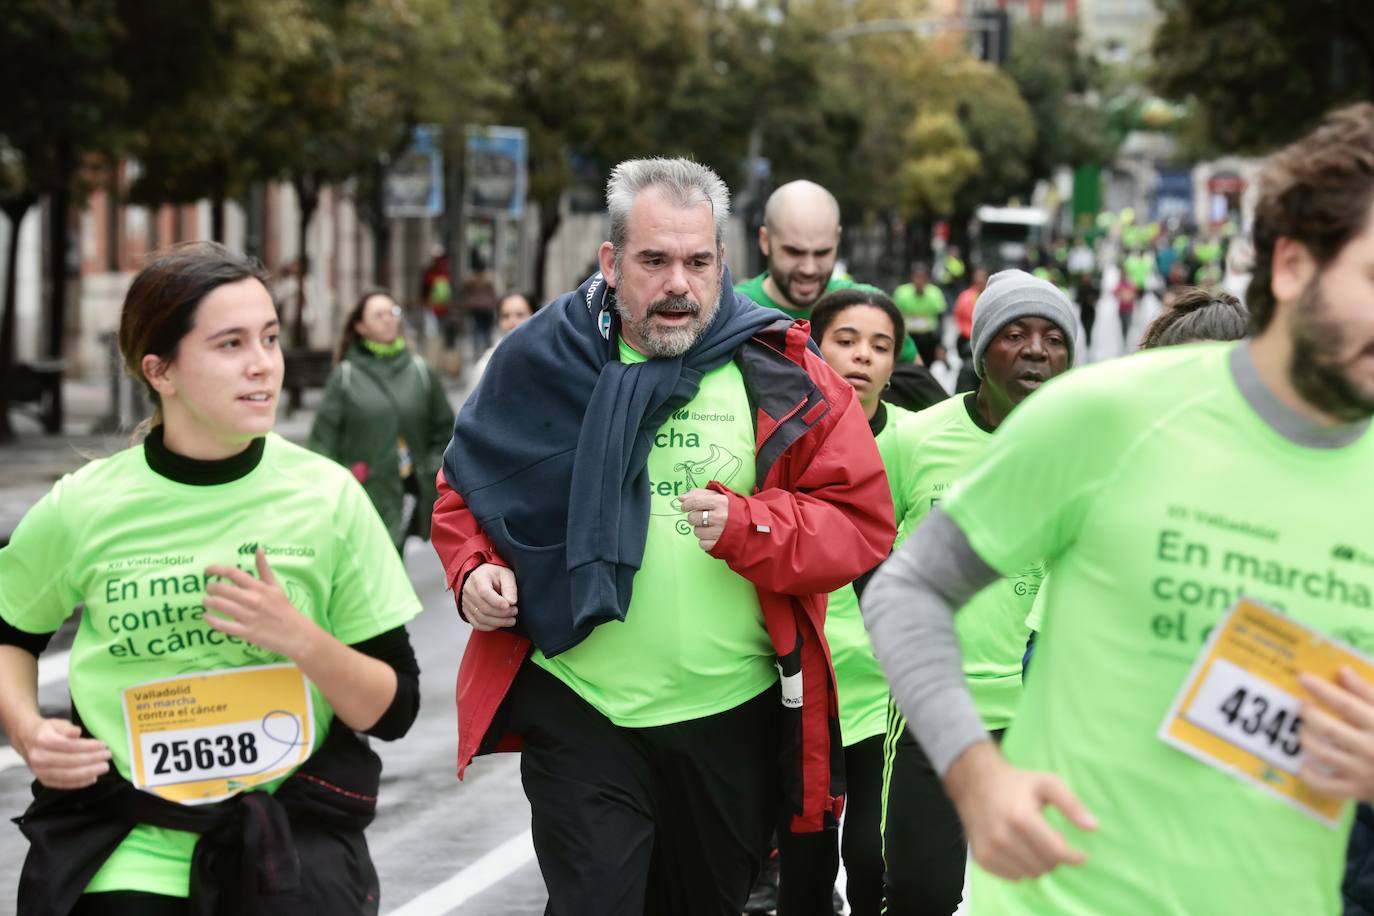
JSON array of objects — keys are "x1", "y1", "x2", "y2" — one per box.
[{"x1": 607, "y1": 158, "x2": 730, "y2": 259}]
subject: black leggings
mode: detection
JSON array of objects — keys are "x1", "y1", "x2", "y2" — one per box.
[
  {"x1": 882, "y1": 696, "x2": 1004, "y2": 916},
  {"x1": 72, "y1": 892, "x2": 188, "y2": 915},
  {"x1": 778, "y1": 734, "x2": 886, "y2": 916}
]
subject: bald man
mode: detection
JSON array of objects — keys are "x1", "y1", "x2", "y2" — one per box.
[
  {"x1": 736, "y1": 180, "x2": 846, "y2": 317},
  {"x1": 738, "y1": 181, "x2": 933, "y2": 409}
]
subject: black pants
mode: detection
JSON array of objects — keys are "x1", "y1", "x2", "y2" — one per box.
[
  {"x1": 910, "y1": 331, "x2": 942, "y2": 367},
  {"x1": 778, "y1": 734, "x2": 885, "y2": 916},
  {"x1": 72, "y1": 893, "x2": 188, "y2": 915},
  {"x1": 882, "y1": 697, "x2": 1004, "y2": 916},
  {"x1": 506, "y1": 662, "x2": 780, "y2": 916}
]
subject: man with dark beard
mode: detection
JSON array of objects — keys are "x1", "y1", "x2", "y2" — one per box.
[
  {"x1": 432, "y1": 158, "x2": 894, "y2": 914},
  {"x1": 863, "y1": 104, "x2": 1374, "y2": 915},
  {"x1": 736, "y1": 180, "x2": 846, "y2": 319},
  {"x1": 738, "y1": 182, "x2": 942, "y2": 419}
]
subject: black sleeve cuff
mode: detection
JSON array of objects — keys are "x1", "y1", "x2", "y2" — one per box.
[
  {"x1": 348, "y1": 626, "x2": 421, "y2": 741},
  {"x1": 0, "y1": 618, "x2": 55, "y2": 657}
]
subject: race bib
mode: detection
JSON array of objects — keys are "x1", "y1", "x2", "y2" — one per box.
[
  {"x1": 1159, "y1": 598, "x2": 1374, "y2": 826},
  {"x1": 122, "y1": 664, "x2": 315, "y2": 805}
]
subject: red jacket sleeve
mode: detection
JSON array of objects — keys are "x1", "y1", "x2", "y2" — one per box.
[
  {"x1": 431, "y1": 471, "x2": 508, "y2": 612},
  {"x1": 708, "y1": 371, "x2": 896, "y2": 596}
]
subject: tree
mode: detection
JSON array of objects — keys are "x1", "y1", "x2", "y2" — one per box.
[
  {"x1": 1005, "y1": 24, "x2": 1116, "y2": 184},
  {"x1": 249, "y1": 0, "x2": 497, "y2": 348},
  {"x1": 0, "y1": 0, "x2": 129, "y2": 440},
  {"x1": 484, "y1": 0, "x2": 715, "y2": 300},
  {"x1": 123, "y1": 0, "x2": 317, "y2": 242},
  {"x1": 1150, "y1": 0, "x2": 1374, "y2": 152},
  {"x1": 898, "y1": 111, "x2": 981, "y2": 218}
]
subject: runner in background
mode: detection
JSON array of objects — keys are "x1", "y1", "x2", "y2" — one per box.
[
  {"x1": 879, "y1": 270, "x2": 1076, "y2": 916},
  {"x1": 0, "y1": 242, "x2": 423, "y2": 915},
  {"x1": 776, "y1": 288, "x2": 918, "y2": 916},
  {"x1": 952, "y1": 267, "x2": 988, "y2": 361},
  {"x1": 893, "y1": 263, "x2": 948, "y2": 368},
  {"x1": 736, "y1": 180, "x2": 920, "y2": 369},
  {"x1": 863, "y1": 104, "x2": 1374, "y2": 915}
]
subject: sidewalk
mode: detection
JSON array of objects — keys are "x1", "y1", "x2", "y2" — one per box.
[{"x1": 1, "y1": 375, "x2": 472, "y2": 544}]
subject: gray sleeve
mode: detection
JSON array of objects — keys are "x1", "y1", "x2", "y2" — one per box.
[{"x1": 860, "y1": 506, "x2": 1001, "y2": 776}]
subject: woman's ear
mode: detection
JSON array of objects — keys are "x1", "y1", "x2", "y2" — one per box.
[{"x1": 142, "y1": 353, "x2": 175, "y2": 398}]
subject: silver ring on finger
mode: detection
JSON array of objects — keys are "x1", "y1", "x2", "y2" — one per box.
[{"x1": 700, "y1": 509, "x2": 710, "y2": 528}]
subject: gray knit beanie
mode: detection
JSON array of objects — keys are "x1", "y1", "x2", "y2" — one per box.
[{"x1": 970, "y1": 269, "x2": 1078, "y2": 377}]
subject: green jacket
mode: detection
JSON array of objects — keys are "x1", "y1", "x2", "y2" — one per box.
[{"x1": 308, "y1": 344, "x2": 455, "y2": 547}]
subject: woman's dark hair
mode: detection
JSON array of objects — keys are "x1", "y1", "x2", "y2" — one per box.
[
  {"x1": 335, "y1": 288, "x2": 396, "y2": 362},
  {"x1": 1247, "y1": 103, "x2": 1374, "y2": 333},
  {"x1": 1139, "y1": 287, "x2": 1248, "y2": 350},
  {"x1": 118, "y1": 241, "x2": 271, "y2": 427},
  {"x1": 809, "y1": 286, "x2": 905, "y2": 347}
]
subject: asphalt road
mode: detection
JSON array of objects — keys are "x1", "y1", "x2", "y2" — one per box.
[{"x1": 0, "y1": 541, "x2": 551, "y2": 916}]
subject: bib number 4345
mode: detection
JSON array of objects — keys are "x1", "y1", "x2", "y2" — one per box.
[{"x1": 1186, "y1": 657, "x2": 1305, "y2": 774}]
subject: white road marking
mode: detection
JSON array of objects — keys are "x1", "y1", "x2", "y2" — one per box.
[{"x1": 387, "y1": 829, "x2": 536, "y2": 915}]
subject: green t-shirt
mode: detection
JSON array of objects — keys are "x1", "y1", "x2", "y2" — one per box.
[
  {"x1": 735, "y1": 271, "x2": 854, "y2": 321},
  {"x1": 532, "y1": 339, "x2": 775, "y2": 727},
  {"x1": 892, "y1": 282, "x2": 947, "y2": 334},
  {"x1": 902, "y1": 393, "x2": 1042, "y2": 730},
  {"x1": 736, "y1": 272, "x2": 920, "y2": 364},
  {"x1": 947, "y1": 343, "x2": 1369, "y2": 915},
  {"x1": 0, "y1": 434, "x2": 422, "y2": 897},
  {"x1": 826, "y1": 403, "x2": 924, "y2": 746},
  {"x1": 1124, "y1": 253, "x2": 1154, "y2": 289},
  {"x1": 1026, "y1": 575, "x2": 1048, "y2": 631}
]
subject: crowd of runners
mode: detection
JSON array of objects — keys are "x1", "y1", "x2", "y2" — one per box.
[{"x1": 1, "y1": 102, "x2": 1374, "y2": 916}]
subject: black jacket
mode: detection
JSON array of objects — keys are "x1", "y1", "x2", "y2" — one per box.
[{"x1": 14, "y1": 723, "x2": 382, "y2": 916}]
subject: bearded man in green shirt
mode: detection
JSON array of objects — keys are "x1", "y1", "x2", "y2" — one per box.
[
  {"x1": 736, "y1": 181, "x2": 937, "y2": 418},
  {"x1": 735, "y1": 180, "x2": 846, "y2": 319},
  {"x1": 864, "y1": 104, "x2": 1374, "y2": 915}
]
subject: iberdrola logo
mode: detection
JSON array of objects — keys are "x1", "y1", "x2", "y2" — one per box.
[{"x1": 238, "y1": 542, "x2": 317, "y2": 559}]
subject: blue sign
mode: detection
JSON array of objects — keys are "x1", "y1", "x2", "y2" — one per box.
[
  {"x1": 386, "y1": 125, "x2": 444, "y2": 218},
  {"x1": 1153, "y1": 168, "x2": 1193, "y2": 222},
  {"x1": 467, "y1": 126, "x2": 528, "y2": 218}
]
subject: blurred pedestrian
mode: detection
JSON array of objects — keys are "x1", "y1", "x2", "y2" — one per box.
[
  {"x1": 422, "y1": 244, "x2": 455, "y2": 345},
  {"x1": 953, "y1": 266, "x2": 988, "y2": 360},
  {"x1": 894, "y1": 263, "x2": 947, "y2": 367},
  {"x1": 457, "y1": 254, "x2": 499, "y2": 357},
  {"x1": 470, "y1": 293, "x2": 537, "y2": 381},
  {"x1": 310, "y1": 289, "x2": 454, "y2": 552}
]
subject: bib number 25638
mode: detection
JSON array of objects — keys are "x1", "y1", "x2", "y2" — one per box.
[{"x1": 122, "y1": 664, "x2": 314, "y2": 805}]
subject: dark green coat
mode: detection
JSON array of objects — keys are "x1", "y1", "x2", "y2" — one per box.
[{"x1": 308, "y1": 344, "x2": 455, "y2": 547}]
